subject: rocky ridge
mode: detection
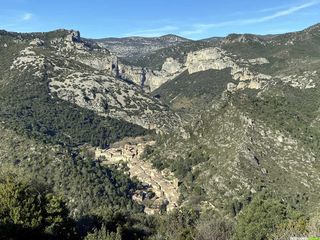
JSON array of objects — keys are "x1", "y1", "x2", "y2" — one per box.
[
  {"x1": 7, "y1": 30, "x2": 180, "y2": 131},
  {"x1": 92, "y1": 34, "x2": 190, "y2": 58},
  {"x1": 110, "y1": 47, "x2": 272, "y2": 92}
]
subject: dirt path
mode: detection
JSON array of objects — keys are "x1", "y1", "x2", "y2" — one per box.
[{"x1": 94, "y1": 139, "x2": 180, "y2": 213}]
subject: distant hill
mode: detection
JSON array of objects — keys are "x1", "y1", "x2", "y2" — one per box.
[{"x1": 88, "y1": 34, "x2": 191, "y2": 59}]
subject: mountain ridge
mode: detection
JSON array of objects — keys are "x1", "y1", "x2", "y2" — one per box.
[{"x1": 1, "y1": 22, "x2": 320, "y2": 239}]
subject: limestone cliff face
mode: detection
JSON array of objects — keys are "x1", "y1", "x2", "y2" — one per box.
[
  {"x1": 108, "y1": 47, "x2": 271, "y2": 92},
  {"x1": 59, "y1": 31, "x2": 271, "y2": 93},
  {"x1": 113, "y1": 58, "x2": 185, "y2": 92},
  {"x1": 47, "y1": 60, "x2": 180, "y2": 132},
  {"x1": 65, "y1": 30, "x2": 81, "y2": 42},
  {"x1": 8, "y1": 30, "x2": 180, "y2": 132},
  {"x1": 115, "y1": 47, "x2": 269, "y2": 92},
  {"x1": 185, "y1": 47, "x2": 271, "y2": 90},
  {"x1": 54, "y1": 31, "x2": 273, "y2": 93},
  {"x1": 145, "y1": 58, "x2": 185, "y2": 91}
]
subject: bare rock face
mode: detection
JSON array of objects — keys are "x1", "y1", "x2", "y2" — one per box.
[
  {"x1": 77, "y1": 54, "x2": 116, "y2": 72},
  {"x1": 66, "y1": 30, "x2": 81, "y2": 42},
  {"x1": 64, "y1": 36, "x2": 271, "y2": 93},
  {"x1": 48, "y1": 58, "x2": 180, "y2": 132},
  {"x1": 112, "y1": 47, "x2": 272, "y2": 92},
  {"x1": 117, "y1": 58, "x2": 185, "y2": 92},
  {"x1": 161, "y1": 58, "x2": 183, "y2": 74},
  {"x1": 223, "y1": 34, "x2": 266, "y2": 45},
  {"x1": 248, "y1": 58, "x2": 270, "y2": 65},
  {"x1": 227, "y1": 82, "x2": 237, "y2": 92},
  {"x1": 277, "y1": 71, "x2": 318, "y2": 89},
  {"x1": 46, "y1": 30, "x2": 274, "y2": 95},
  {"x1": 186, "y1": 48, "x2": 236, "y2": 74},
  {"x1": 184, "y1": 47, "x2": 271, "y2": 90},
  {"x1": 118, "y1": 64, "x2": 145, "y2": 86},
  {"x1": 29, "y1": 38, "x2": 44, "y2": 47},
  {"x1": 9, "y1": 30, "x2": 181, "y2": 132},
  {"x1": 145, "y1": 58, "x2": 185, "y2": 91}
]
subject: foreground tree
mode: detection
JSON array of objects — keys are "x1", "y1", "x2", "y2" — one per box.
[
  {"x1": 0, "y1": 173, "x2": 74, "y2": 239},
  {"x1": 233, "y1": 194, "x2": 303, "y2": 240}
]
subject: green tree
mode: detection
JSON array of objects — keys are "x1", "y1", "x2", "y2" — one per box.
[
  {"x1": 85, "y1": 225, "x2": 122, "y2": 240},
  {"x1": 0, "y1": 174, "x2": 74, "y2": 239},
  {"x1": 233, "y1": 196, "x2": 288, "y2": 240}
]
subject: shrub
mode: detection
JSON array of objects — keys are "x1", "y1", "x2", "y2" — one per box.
[{"x1": 233, "y1": 195, "x2": 289, "y2": 240}]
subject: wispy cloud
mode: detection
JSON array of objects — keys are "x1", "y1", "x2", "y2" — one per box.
[
  {"x1": 124, "y1": 25, "x2": 179, "y2": 37},
  {"x1": 22, "y1": 12, "x2": 33, "y2": 21},
  {"x1": 257, "y1": 4, "x2": 293, "y2": 13},
  {"x1": 181, "y1": 0, "x2": 320, "y2": 36}
]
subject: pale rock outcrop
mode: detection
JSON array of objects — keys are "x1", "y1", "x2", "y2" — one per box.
[
  {"x1": 78, "y1": 54, "x2": 116, "y2": 72},
  {"x1": 248, "y1": 81, "x2": 262, "y2": 89},
  {"x1": 278, "y1": 71, "x2": 318, "y2": 89},
  {"x1": 227, "y1": 82, "x2": 237, "y2": 92},
  {"x1": 118, "y1": 64, "x2": 145, "y2": 85},
  {"x1": 184, "y1": 47, "x2": 271, "y2": 90},
  {"x1": 186, "y1": 48, "x2": 236, "y2": 74},
  {"x1": 236, "y1": 82, "x2": 248, "y2": 90},
  {"x1": 118, "y1": 58, "x2": 186, "y2": 92},
  {"x1": 10, "y1": 46, "x2": 45, "y2": 77},
  {"x1": 248, "y1": 57, "x2": 270, "y2": 65},
  {"x1": 29, "y1": 38, "x2": 44, "y2": 47},
  {"x1": 124, "y1": 47, "x2": 271, "y2": 92},
  {"x1": 144, "y1": 58, "x2": 185, "y2": 91},
  {"x1": 48, "y1": 30, "x2": 273, "y2": 94},
  {"x1": 65, "y1": 30, "x2": 81, "y2": 42},
  {"x1": 161, "y1": 57, "x2": 183, "y2": 74},
  {"x1": 48, "y1": 59, "x2": 180, "y2": 131}
]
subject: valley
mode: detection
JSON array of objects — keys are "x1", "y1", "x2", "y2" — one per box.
[{"x1": 1, "y1": 22, "x2": 320, "y2": 239}]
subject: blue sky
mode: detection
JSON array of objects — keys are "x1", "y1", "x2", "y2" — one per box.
[{"x1": 1, "y1": 0, "x2": 320, "y2": 39}]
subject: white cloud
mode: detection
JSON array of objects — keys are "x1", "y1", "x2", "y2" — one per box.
[
  {"x1": 182, "y1": 1, "x2": 320, "y2": 36},
  {"x1": 124, "y1": 25, "x2": 179, "y2": 37},
  {"x1": 22, "y1": 13, "x2": 33, "y2": 21}
]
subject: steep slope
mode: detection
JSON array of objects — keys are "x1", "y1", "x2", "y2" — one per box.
[
  {"x1": 148, "y1": 90, "x2": 320, "y2": 214},
  {"x1": 0, "y1": 29, "x2": 179, "y2": 132},
  {"x1": 0, "y1": 30, "x2": 154, "y2": 147},
  {"x1": 2, "y1": 23, "x2": 320, "y2": 231},
  {"x1": 0, "y1": 122, "x2": 143, "y2": 217},
  {"x1": 152, "y1": 69, "x2": 235, "y2": 111},
  {"x1": 0, "y1": 29, "x2": 185, "y2": 219},
  {"x1": 117, "y1": 24, "x2": 320, "y2": 95},
  {"x1": 125, "y1": 40, "x2": 211, "y2": 69},
  {"x1": 141, "y1": 24, "x2": 320, "y2": 215}
]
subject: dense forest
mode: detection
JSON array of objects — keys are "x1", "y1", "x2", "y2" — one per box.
[{"x1": 2, "y1": 168, "x2": 319, "y2": 240}]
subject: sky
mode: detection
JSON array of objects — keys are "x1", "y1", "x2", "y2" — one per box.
[{"x1": 0, "y1": 0, "x2": 320, "y2": 40}]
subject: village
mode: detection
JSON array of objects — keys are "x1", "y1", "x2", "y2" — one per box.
[{"x1": 94, "y1": 138, "x2": 180, "y2": 214}]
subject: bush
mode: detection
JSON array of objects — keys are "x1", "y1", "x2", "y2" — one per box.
[
  {"x1": 85, "y1": 225, "x2": 121, "y2": 240},
  {"x1": 195, "y1": 213, "x2": 234, "y2": 240}
]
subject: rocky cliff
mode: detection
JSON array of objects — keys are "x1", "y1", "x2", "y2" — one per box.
[{"x1": 5, "y1": 29, "x2": 180, "y2": 131}]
